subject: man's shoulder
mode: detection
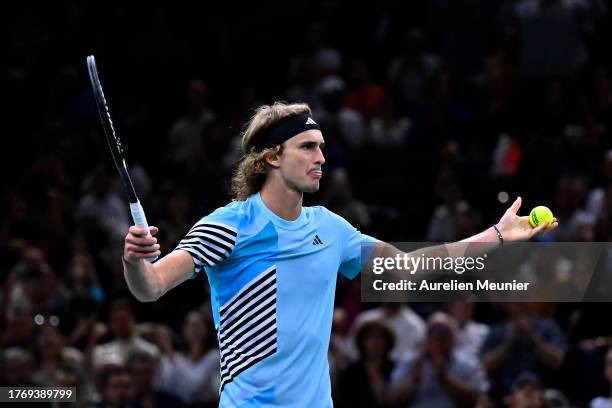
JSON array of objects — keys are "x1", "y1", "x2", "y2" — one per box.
[
  {"x1": 305, "y1": 205, "x2": 346, "y2": 225},
  {"x1": 304, "y1": 204, "x2": 331, "y2": 215},
  {"x1": 198, "y1": 199, "x2": 253, "y2": 231}
]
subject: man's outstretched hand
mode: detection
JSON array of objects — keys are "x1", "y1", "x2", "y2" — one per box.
[{"x1": 496, "y1": 197, "x2": 559, "y2": 243}]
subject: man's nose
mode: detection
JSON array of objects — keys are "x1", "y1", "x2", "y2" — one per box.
[{"x1": 315, "y1": 147, "x2": 325, "y2": 165}]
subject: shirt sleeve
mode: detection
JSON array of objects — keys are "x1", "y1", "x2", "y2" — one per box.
[
  {"x1": 328, "y1": 210, "x2": 378, "y2": 279},
  {"x1": 175, "y1": 217, "x2": 238, "y2": 276}
]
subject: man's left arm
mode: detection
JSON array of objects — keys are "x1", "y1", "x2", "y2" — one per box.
[{"x1": 373, "y1": 197, "x2": 557, "y2": 269}]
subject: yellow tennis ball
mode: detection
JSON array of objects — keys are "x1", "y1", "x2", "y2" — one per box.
[{"x1": 529, "y1": 206, "x2": 554, "y2": 228}]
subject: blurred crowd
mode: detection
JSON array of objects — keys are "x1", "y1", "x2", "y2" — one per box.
[{"x1": 3, "y1": 1, "x2": 612, "y2": 406}]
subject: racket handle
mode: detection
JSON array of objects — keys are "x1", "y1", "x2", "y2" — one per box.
[{"x1": 130, "y1": 200, "x2": 158, "y2": 262}]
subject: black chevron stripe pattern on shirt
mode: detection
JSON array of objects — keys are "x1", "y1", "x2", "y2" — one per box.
[{"x1": 218, "y1": 265, "x2": 278, "y2": 391}]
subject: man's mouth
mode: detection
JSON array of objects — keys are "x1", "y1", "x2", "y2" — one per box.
[{"x1": 309, "y1": 169, "x2": 323, "y2": 178}]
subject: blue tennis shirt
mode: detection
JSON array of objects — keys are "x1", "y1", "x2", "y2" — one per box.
[{"x1": 176, "y1": 192, "x2": 376, "y2": 407}]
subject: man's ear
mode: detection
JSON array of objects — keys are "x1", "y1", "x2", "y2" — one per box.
[{"x1": 263, "y1": 147, "x2": 282, "y2": 168}]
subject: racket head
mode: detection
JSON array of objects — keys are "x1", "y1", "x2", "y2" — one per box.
[{"x1": 86, "y1": 55, "x2": 138, "y2": 203}]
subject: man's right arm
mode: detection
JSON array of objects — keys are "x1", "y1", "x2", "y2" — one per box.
[{"x1": 123, "y1": 226, "x2": 195, "y2": 302}]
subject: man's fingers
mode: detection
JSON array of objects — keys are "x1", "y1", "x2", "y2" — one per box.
[
  {"x1": 128, "y1": 225, "x2": 159, "y2": 237},
  {"x1": 508, "y1": 196, "x2": 522, "y2": 215},
  {"x1": 127, "y1": 244, "x2": 160, "y2": 253},
  {"x1": 125, "y1": 234, "x2": 157, "y2": 246},
  {"x1": 531, "y1": 221, "x2": 550, "y2": 236},
  {"x1": 129, "y1": 225, "x2": 150, "y2": 237},
  {"x1": 125, "y1": 249, "x2": 161, "y2": 260},
  {"x1": 550, "y1": 217, "x2": 559, "y2": 229},
  {"x1": 531, "y1": 219, "x2": 559, "y2": 237}
]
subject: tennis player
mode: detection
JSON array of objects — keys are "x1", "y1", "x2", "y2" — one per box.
[{"x1": 122, "y1": 102, "x2": 555, "y2": 407}]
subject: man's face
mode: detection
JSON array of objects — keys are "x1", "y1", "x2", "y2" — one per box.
[
  {"x1": 426, "y1": 323, "x2": 454, "y2": 357},
  {"x1": 130, "y1": 360, "x2": 155, "y2": 393},
  {"x1": 276, "y1": 130, "x2": 325, "y2": 193},
  {"x1": 105, "y1": 372, "x2": 132, "y2": 406},
  {"x1": 109, "y1": 308, "x2": 134, "y2": 339}
]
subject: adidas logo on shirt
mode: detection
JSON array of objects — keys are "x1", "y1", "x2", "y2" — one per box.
[
  {"x1": 312, "y1": 235, "x2": 323, "y2": 245},
  {"x1": 305, "y1": 117, "x2": 317, "y2": 125}
]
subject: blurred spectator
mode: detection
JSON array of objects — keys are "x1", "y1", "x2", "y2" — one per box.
[
  {"x1": 543, "y1": 388, "x2": 572, "y2": 408},
  {"x1": 329, "y1": 307, "x2": 351, "y2": 397},
  {"x1": 491, "y1": 133, "x2": 522, "y2": 179},
  {"x1": 507, "y1": 372, "x2": 546, "y2": 408},
  {"x1": 166, "y1": 79, "x2": 217, "y2": 172},
  {"x1": 368, "y1": 95, "x2": 414, "y2": 149},
  {"x1": 446, "y1": 301, "x2": 490, "y2": 359},
  {"x1": 586, "y1": 150, "x2": 612, "y2": 224},
  {"x1": 337, "y1": 319, "x2": 395, "y2": 408},
  {"x1": 499, "y1": 0, "x2": 606, "y2": 79},
  {"x1": 286, "y1": 57, "x2": 325, "y2": 111},
  {"x1": 286, "y1": 21, "x2": 343, "y2": 110},
  {"x1": 155, "y1": 310, "x2": 219, "y2": 406},
  {"x1": 33, "y1": 323, "x2": 83, "y2": 386},
  {"x1": 552, "y1": 175, "x2": 590, "y2": 241},
  {"x1": 127, "y1": 351, "x2": 184, "y2": 408},
  {"x1": 55, "y1": 363, "x2": 95, "y2": 407},
  {"x1": 433, "y1": 0, "x2": 496, "y2": 81},
  {"x1": 389, "y1": 312, "x2": 489, "y2": 407},
  {"x1": 4, "y1": 246, "x2": 65, "y2": 320},
  {"x1": 317, "y1": 77, "x2": 366, "y2": 149},
  {"x1": 349, "y1": 303, "x2": 425, "y2": 361},
  {"x1": 507, "y1": 372, "x2": 573, "y2": 408},
  {"x1": 589, "y1": 65, "x2": 612, "y2": 119},
  {"x1": 423, "y1": 71, "x2": 471, "y2": 145},
  {"x1": 481, "y1": 303, "x2": 565, "y2": 401},
  {"x1": 153, "y1": 187, "x2": 196, "y2": 252},
  {"x1": 1, "y1": 306, "x2": 35, "y2": 348},
  {"x1": 64, "y1": 294, "x2": 101, "y2": 351},
  {"x1": 77, "y1": 169, "x2": 130, "y2": 255},
  {"x1": 90, "y1": 298, "x2": 158, "y2": 370},
  {"x1": 321, "y1": 168, "x2": 371, "y2": 230},
  {"x1": 112, "y1": 163, "x2": 153, "y2": 206},
  {"x1": 65, "y1": 253, "x2": 105, "y2": 304},
  {"x1": 590, "y1": 348, "x2": 612, "y2": 408},
  {"x1": 95, "y1": 365, "x2": 133, "y2": 408},
  {"x1": 1, "y1": 347, "x2": 36, "y2": 386},
  {"x1": 426, "y1": 170, "x2": 472, "y2": 242},
  {"x1": 288, "y1": 21, "x2": 342, "y2": 82},
  {"x1": 0, "y1": 191, "x2": 31, "y2": 258},
  {"x1": 343, "y1": 59, "x2": 386, "y2": 119},
  {"x1": 387, "y1": 28, "x2": 439, "y2": 113}
]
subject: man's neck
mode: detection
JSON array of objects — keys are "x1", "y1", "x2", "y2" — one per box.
[{"x1": 260, "y1": 181, "x2": 303, "y2": 221}]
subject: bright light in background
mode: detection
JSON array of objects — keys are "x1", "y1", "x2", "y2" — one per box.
[{"x1": 497, "y1": 191, "x2": 509, "y2": 204}]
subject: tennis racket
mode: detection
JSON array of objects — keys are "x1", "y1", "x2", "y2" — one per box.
[{"x1": 86, "y1": 55, "x2": 156, "y2": 261}]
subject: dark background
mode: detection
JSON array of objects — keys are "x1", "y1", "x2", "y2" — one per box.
[{"x1": 2, "y1": 1, "x2": 612, "y2": 407}]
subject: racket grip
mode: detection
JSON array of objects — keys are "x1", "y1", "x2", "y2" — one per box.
[{"x1": 130, "y1": 200, "x2": 158, "y2": 262}]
